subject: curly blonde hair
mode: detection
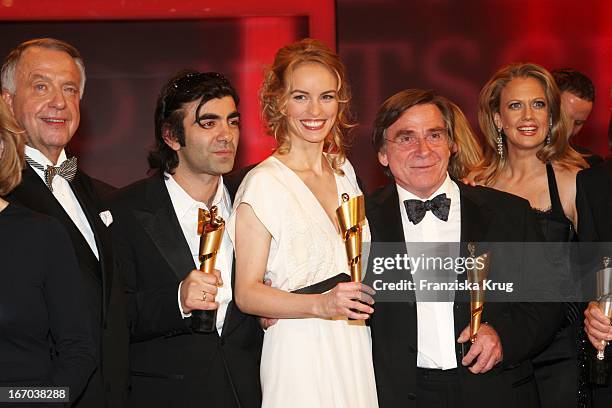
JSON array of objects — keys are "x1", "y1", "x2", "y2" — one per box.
[
  {"x1": 0, "y1": 98, "x2": 25, "y2": 195},
  {"x1": 475, "y1": 63, "x2": 587, "y2": 186},
  {"x1": 260, "y1": 38, "x2": 355, "y2": 173}
]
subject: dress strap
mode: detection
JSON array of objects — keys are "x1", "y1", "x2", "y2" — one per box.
[{"x1": 545, "y1": 162, "x2": 565, "y2": 216}]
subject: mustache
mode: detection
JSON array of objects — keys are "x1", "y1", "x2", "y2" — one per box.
[
  {"x1": 212, "y1": 141, "x2": 236, "y2": 152},
  {"x1": 182, "y1": 141, "x2": 236, "y2": 151}
]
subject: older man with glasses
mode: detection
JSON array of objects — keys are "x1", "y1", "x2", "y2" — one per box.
[{"x1": 366, "y1": 89, "x2": 565, "y2": 408}]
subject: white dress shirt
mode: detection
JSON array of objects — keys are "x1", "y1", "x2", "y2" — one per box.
[
  {"x1": 397, "y1": 173, "x2": 461, "y2": 370},
  {"x1": 165, "y1": 173, "x2": 233, "y2": 335},
  {"x1": 25, "y1": 145, "x2": 99, "y2": 259}
]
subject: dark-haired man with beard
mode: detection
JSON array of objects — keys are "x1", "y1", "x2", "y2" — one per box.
[{"x1": 110, "y1": 71, "x2": 262, "y2": 407}]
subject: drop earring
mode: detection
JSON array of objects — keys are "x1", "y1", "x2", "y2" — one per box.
[{"x1": 496, "y1": 127, "x2": 504, "y2": 159}]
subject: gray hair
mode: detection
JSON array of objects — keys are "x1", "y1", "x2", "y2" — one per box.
[{"x1": 1, "y1": 38, "x2": 86, "y2": 99}]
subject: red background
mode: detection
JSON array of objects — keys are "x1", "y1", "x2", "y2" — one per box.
[{"x1": 1, "y1": 0, "x2": 610, "y2": 191}]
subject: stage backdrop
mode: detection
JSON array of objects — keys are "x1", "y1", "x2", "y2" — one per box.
[
  {"x1": 0, "y1": 0, "x2": 610, "y2": 190},
  {"x1": 0, "y1": 0, "x2": 335, "y2": 187},
  {"x1": 338, "y1": 0, "x2": 611, "y2": 190}
]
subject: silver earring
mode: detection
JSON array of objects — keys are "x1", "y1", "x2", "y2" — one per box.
[
  {"x1": 496, "y1": 127, "x2": 504, "y2": 159},
  {"x1": 546, "y1": 117, "x2": 552, "y2": 145}
]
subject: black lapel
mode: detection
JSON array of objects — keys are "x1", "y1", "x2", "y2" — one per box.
[
  {"x1": 8, "y1": 165, "x2": 102, "y2": 282},
  {"x1": 8, "y1": 165, "x2": 56, "y2": 210},
  {"x1": 69, "y1": 170, "x2": 114, "y2": 316},
  {"x1": 216, "y1": 270, "x2": 246, "y2": 337},
  {"x1": 454, "y1": 183, "x2": 494, "y2": 338},
  {"x1": 220, "y1": 177, "x2": 245, "y2": 339},
  {"x1": 368, "y1": 184, "x2": 417, "y2": 349},
  {"x1": 134, "y1": 175, "x2": 195, "y2": 281},
  {"x1": 457, "y1": 183, "x2": 492, "y2": 250},
  {"x1": 368, "y1": 184, "x2": 405, "y2": 243}
]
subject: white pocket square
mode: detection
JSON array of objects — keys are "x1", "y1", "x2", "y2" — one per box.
[{"x1": 99, "y1": 210, "x2": 113, "y2": 227}]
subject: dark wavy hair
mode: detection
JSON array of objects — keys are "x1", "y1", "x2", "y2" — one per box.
[
  {"x1": 552, "y1": 68, "x2": 595, "y2": 102},
  {"x1": 148, "y1": 70, "x2": 239, "y2": 174}
]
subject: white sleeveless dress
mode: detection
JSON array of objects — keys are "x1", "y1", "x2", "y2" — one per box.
[{"x1": 228, "y1": 156, "x2": 378, "y2": 408}]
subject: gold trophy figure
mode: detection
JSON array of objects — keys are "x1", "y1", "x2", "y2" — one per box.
[
  {"x1": 596, "y1": 257, "x2": 612, "y2": 361},
  {"x1": 336, "y1": 193, "x2": 366, "y2": 283},
  {"x1": 467, "y1": 242, "x2": 492, "y2": 344},
  {"x1": 191, "y1": 206, "x2": 225, "y2": 333}
]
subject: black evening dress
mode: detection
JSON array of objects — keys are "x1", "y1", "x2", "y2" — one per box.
[
  {"x1": 0, "y1": 203, "x2": 96, "y2": 406},
  {"x1": 531, "y1": 163, "x2": 589, "y2": 408}
]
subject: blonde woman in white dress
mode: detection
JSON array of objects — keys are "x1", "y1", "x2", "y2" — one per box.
[{"x1": 228, "y1": 39, "x2": 379, "y2": 408}]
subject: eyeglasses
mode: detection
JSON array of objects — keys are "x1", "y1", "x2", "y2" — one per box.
[{"x1": 384, "y1": 128, "x2": 450, "y2": 150}]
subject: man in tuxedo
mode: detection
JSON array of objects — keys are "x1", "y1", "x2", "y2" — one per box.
[
  {"x1": 366, "y1": 89, "x2": 564, "y2": 408},
  {"x1": 110, "y1": 71, "x2": 262, "y2": 407},
  {"x1": 578, "y1": 158, "x2": 612, "y2": 407},
  {"x1": 1, "y1": 38, "x2": 127, "y2": 407},
  {"x1": 552, "y1": 68, "x2": 602, "y2": 166},
  {"x1": 577, "y1": 158, "x2": 612, "y2": 243}
]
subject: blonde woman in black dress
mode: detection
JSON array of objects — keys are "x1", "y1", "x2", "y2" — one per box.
[{"x1": 471, "y1": 63, "x2": 589, "y2": 408}]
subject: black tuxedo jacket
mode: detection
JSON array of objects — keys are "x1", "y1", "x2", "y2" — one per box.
[
  {"x1": 366, "y1": 182, "x2": 564, "y2": 408},
  {"x1": 576, "y1": 159, "x2": 612, "y2": 408},
  {"x1": 576, "y1": 158, "x2": 612, "y2": 242},
  {"x1": 5, "y1": 164, "x2": 128, "y2": 407},
  {"x1": 110, "y1": 172, "x2": 262, "y2": 408}
]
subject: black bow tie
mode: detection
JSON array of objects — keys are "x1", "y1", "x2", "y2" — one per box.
[
  {"x1": 404, "y1": 193, "x2": 451, "y2": 225},
  {"x1": 25, "y1": 155, "x2": 77, "y2": 192}
]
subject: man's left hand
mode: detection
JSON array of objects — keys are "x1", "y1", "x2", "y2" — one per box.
[{"x1": 457, "y1": 323, "x2": 503, "y2": 374}]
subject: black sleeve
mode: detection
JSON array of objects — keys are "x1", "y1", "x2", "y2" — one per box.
[
  {"x1": 112, "y1": 214, "x2": 190, "y2": 342},
  {"x1": 491, "y1": 302, "x2": 564, "y2": 366},
  {"x1": 576, "y1": 169, "x2": 598, "y2": 242},
  {"x1": 44, "y1": 219, "x2": 97, "y2": 402}
]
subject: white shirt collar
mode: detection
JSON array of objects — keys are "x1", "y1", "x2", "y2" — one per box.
[
  {"x1": 164, "y1": 172, "x2": 230, "y2": 220},
  {"x1": 397, "y1": 173, "x2": 455, "y2": 202},
  {"x1": 25, "y1": 145, "x2": 68, "y2": 168}
]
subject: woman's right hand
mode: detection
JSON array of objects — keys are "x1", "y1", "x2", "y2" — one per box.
[{"x1": 317, "y1": 282, "x2": 375, "y2": 320}]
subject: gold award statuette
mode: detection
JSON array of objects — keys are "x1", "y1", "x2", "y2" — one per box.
[
  {"x1": 192, "y1": 206, "x2": 225, "y2": 333},
  {"x1": 336, "y1": 193, "x2": 366, "y2": 283},
  {"x1": 596, "y1": 257, "x2": 612, "y2": 360},
  {"x1": 467, "y1": 242, "x2": 492, "y2": 344}
]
